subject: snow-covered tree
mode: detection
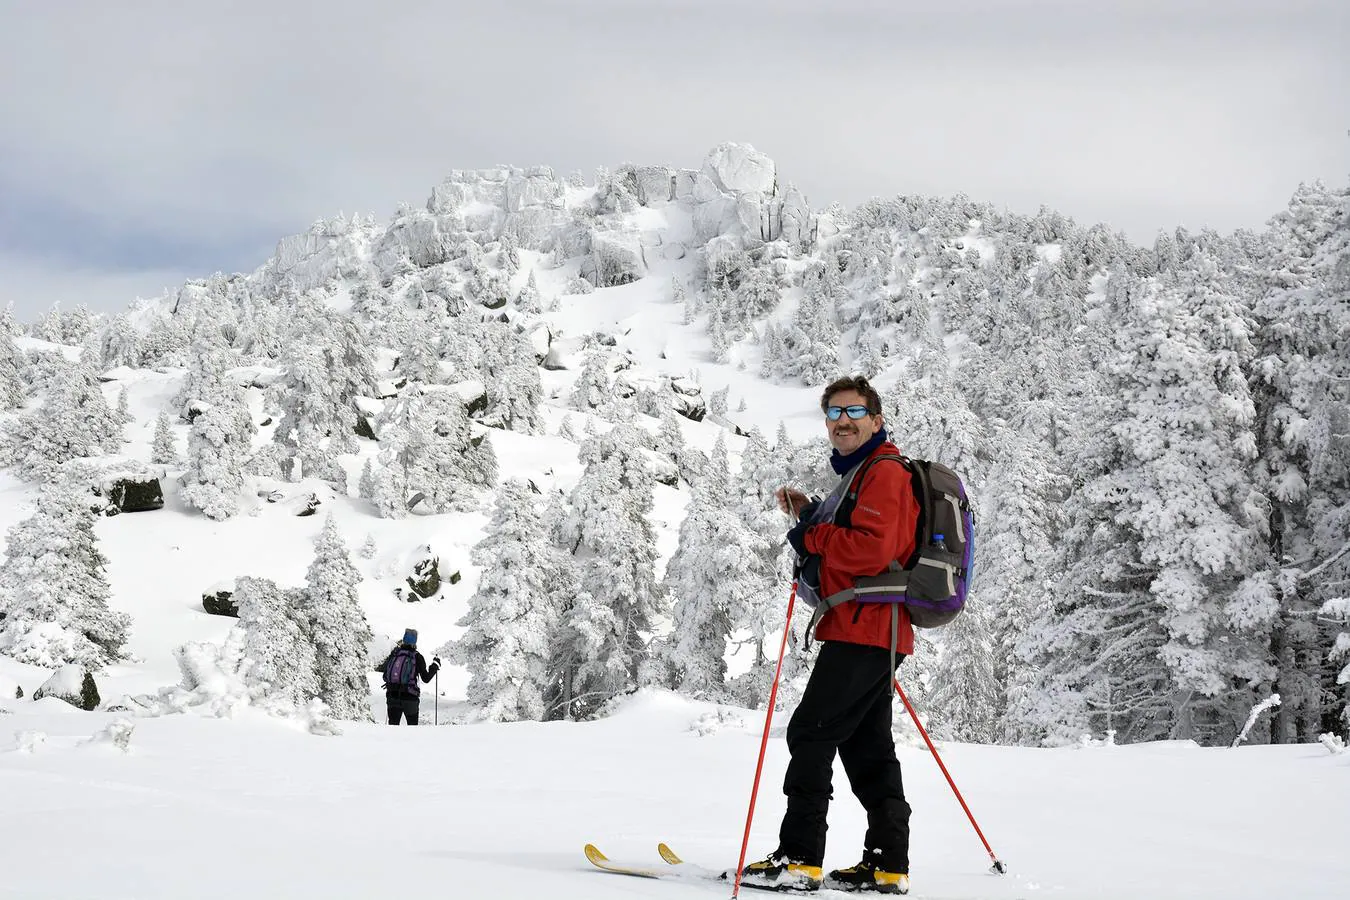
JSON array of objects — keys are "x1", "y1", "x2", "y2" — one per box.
[
  {"x1": 370, "y1": 387, "x2": 497, "y2": 516},
  {"x1": 0, "y1": 478, "x2": 129, "y2": 669},
  {"x1": 180, "y1": 376, "x2": 257, "y2": 520},
  {"x1": 303, "y1": 516, "x2": 373, "y2": 721},
  {"x1": 478, "y1": 326, "x2": 544, "y2": 433},
  {"x1": 151, "y1": 410, "x2": 178, "y2": 465},
  {"x1": 570, "y1": 347, "x2": 611, "y2": 412},
  {"x1": 0, "y1": 326, "x2": 25, "y2": 409},
  {"x1": 272, "y1": 296, "x2": 376, "y2": 481},
  {"x1": 4, "y1": 352, "x2": 121, "y2": 482},
  {"x1": 233, "y1": 577, "x2": 319, "y2": 708},
  {"x1": 1251, "y1": 179, "x2": 1350, "y2": 740},
  {"x1": 99, "y1": 313, "x2": 143, "y2": 370},
  {"x1": 1019, "y1": 267, "x2": 1274, "y2": 745},
  {"x1": 657, "y1": 436, "x2": 775, "y2": 698},
  {"x1": 777, "y1": 267, "x2": 840, "y2": 385},
  {"x1": 552, "y1": 424, "x2": 667, "y2": 717},
  {"x1": 446, "y1": 479, "x2": 571, "y2": 721},
  {"x1": 514, "y1": 270, "x2": 543, "y2": 314}
]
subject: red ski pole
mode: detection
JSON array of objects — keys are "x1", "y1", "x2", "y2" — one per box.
[
  {"x1": 893, "y1": 677, "x2": 1007, "y2": 874},
  {"x1": 731, "y1": 578, "x2": 798, "y2": 899}
]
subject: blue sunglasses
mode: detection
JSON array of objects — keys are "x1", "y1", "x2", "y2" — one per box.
[{"x1": 825, "y1": 405, "x2": 874, "y2": 421}]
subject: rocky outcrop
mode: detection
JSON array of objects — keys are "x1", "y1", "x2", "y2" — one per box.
[
  {"x1": 580, "y1": 229, "x2": 647, "y2": 287},
  {"x1": 267, "y1": 214, "x2": 380, "y2": 293},
  {"x1": 33, "y1": 666, "x2": 100, "y2": 711},
  {"x1": 689, "y1": 142, "x2": 815, "y2": 254},
  {"x1": 89, "y1": 467, "x2": 166, "y2": 516},
  {"x1": 202, "y1": 582, "x2": 238, "y2": 617},
  {"x1": 403, "y1": 546, "x2": 441, "y2": 600}
]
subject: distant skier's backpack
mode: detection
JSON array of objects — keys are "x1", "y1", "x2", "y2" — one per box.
[
  {"x1": 798, "y1": 454, "x2": 975, "y2": 636},
  {"x1": 383, "y1": 647, "x2": 420, "y2": 693}
]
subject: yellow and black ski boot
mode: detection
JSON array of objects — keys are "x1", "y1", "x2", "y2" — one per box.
[
  {"x1": 738, "y1": 852, "x2": 824, "y2": 892},
  {"x1": 824, "y1": 851, "x2": 909, "y2": 894}
]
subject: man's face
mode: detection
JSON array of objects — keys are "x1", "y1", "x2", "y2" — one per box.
[{"x1": 825, "y1": 389, "x2": 882, "y2": 454}]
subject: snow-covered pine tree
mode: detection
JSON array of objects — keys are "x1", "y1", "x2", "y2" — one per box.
[
  {"x1": 171, "y1": 330, "x2": 231, "y2": 422},
  {"x1": 151, "y1": 409, "x2": 178, "y2": 465},
  {"x1": 4, "y1": 352, "x2": 121, "y2": 482},
  {"x1": 655, "y1": 406, "x2": 685, "y2": 467},
  {"x1": 272, "y1": 296, "x2": 376, "y2": 482},
  {"x1": 397, "y1": 310, "x2": 445, "y2": 386},
  {"x1": 1251, "y1": 179, "x2": 1350, "y2": 740},
  {"x1": 478, "y1": 325, "x2": 544, "y2": 434},
  {"x1": 778, "y1": 266, "x2": 840, "y2": 385},
  {"x1": 99, "y1": 313, "x2": 143, "y2": 370},
  {"x1": 179, "y1": 373, "x2": 257, "y2": 521},
  {"x1": 570, "y1": 347, "x2": 610, "y2": 413},
  {"x1": 232, "y1": 576, "x2": 319, "y2": 708},
  {"x1": 0, "y1": 325, "x2": 24, "y2": 409},
  {"x1": 515, "y1": 270, "x2": 542, "y2": 314},
  {"x1": 658, "y1": 435, "x2": 775, "y2": 698},
  {"x1": 303, "y1": 516, "x2": 374, "y2": 721},
  {"x1": 552, "y1": 424, "x2": 666, "y2": 718},
  {"x1": 446, "y1": 479, "x2": 571, "y2": 721},
  {"x1": 1025, "y1": 264, "x2": 1275, "y2": 746},
  {"x1": 358, "y1": 458, "x2": 377, "y2": 501},
  {"x1": 889, "y1": 340, "x2": 999, "y2": 740},
  {"x1": 0, "y1": 478, "x2": 130, "y2": 669}
]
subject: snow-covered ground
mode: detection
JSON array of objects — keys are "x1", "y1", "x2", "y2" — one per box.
[
  {"x1": 3, "y1": 690, "x2": 1347, "y2": 899},
  {"x1": 2, "y1": 156, "x2": 1348, "y2": 900}
]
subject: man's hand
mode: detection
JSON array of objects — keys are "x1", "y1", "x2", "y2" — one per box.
[
  {"x1": 432, "y1": 656, "x2": 442, "y2": 668},
  {"x1": 786, "y1": 517, "x2": 813, "y2": 558},
  {"x1": 775, "y1": 486, "x2": 810, "y2": 518}
]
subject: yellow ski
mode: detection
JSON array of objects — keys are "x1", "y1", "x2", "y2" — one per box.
[{"x1": 583, "y1": 843, "x2": 666, "y2": 879}]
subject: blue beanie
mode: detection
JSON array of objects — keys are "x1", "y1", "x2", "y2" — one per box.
[{"x1": 402, "y1": 628, "x2": 418, "y2": 647}]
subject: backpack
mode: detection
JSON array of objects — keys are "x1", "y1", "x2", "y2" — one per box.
[
  {"x1": 384, "y1": 647, "x2": 420, "y2": 692},
  {"x1": 798, "y1": 454, "x2": 975, "y2": 637}
]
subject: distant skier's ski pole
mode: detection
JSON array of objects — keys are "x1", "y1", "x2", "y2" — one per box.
[
  {"x1": 732, "y1": 577, "x2": 798, "y2": 899},
  {"x1": 893, "y1": 677, "x2": 1007, "y2": 874}
]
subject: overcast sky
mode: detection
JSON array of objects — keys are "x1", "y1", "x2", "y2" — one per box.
[{"x1": 1, "y1": 0, "x2": 1346, "y2": 320}]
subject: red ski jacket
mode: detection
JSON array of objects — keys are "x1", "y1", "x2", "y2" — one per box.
[{"x1": 803, "y1": 441, "x2": 918, "y2": 654}]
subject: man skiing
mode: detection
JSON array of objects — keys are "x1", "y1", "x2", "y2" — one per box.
[
  {"x1": 378, "y1": 628, "x2": 441, "y2": 726},
  {"x1": 746, "y1": 375, "x2": 917, "y2": 895}
]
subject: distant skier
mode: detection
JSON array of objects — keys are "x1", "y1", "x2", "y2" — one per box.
[
  {"x1": 377, "y1": 628, "x2": 441, "y2": 726},
  {"x1": 746, "y1": 375, "x2": 917, "y2": 895}
]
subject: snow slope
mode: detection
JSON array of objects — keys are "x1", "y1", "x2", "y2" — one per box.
[{"x1": 2, "y1": 691, "x2": 1347, "y2": 900}]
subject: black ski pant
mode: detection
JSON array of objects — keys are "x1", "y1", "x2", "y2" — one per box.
[
  {"x1": 386, "y1": 691, "x2": 420, "y2": 725},
  {"x1": 777, "y1": 640, "x2": 910, "y2": 872}
]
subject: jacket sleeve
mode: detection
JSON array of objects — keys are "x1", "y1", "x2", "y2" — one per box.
[
  {"x1": 417, "y1": 652, "x2": 440, "y2": 683},
  {"x1": 803, "y1": 459, "x2": 916, "y2": 576}
]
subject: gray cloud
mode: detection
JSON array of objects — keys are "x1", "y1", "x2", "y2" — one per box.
[{"x1": 1, "y1": 0, "x2": 1345, "y2": 317}]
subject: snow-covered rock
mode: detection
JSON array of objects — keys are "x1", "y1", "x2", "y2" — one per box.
[
  {"x1": 634, "y1": 166, "x2": 676, "y2": 205},
  {"x1": 266, "y1": 215, "x2": 378, "y2": 293},
  {"x1": 33, "y1": 665, "x2": 100, "y2": 711},
  {"x1": 80, "y1": 718, "x2": 134, "y2": 752},
  {"x1": 580, "y1": 229, "x2": 647, "y2": 287},
  {"x1": 702, "y1": 142, "x2": 777, "y2": 195}
]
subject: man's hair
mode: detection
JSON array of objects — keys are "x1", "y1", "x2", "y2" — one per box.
[{"x1": 820, "y1": 375, "x2": 883, "y2": 415}]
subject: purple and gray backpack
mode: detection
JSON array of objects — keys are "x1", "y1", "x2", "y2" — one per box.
[
  {"x1": 800, "y1": 454, "x2": 975, "y2": 644},
  {"x1": 384, "y1": 647, "x2": 420, "y2": 694}
]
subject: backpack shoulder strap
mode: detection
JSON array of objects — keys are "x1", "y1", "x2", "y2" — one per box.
[{"x1": 838, "y1": 453, "x2": 911, "y2": 523}]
